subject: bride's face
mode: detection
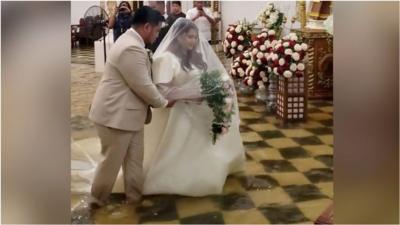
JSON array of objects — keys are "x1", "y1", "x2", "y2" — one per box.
[{"x1": 178, "y1": 29, "x2": 199, "y2": 50}]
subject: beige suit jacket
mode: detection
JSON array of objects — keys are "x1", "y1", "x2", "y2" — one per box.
[{"x1": 89, "y1": 28, "x2": 168, "y2": 131}]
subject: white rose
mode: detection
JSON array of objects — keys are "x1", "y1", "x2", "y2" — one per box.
[
  {"x1": 301, "y1": 43, "x2": 308, "y2": 51},
  {"x1": 234, "y1": 62, "x2": 239, "y2": 67},
  {"x1": 244, "y1": 52, "x2": 250, "y2": 58},
  {"x1": 230, "y1": 48, "x2": 236, "y2": 55},
  {"x1": 252, "y1": 48, "x2": 259, "y2": 55},
  {"x1": 238, "y1": 35, "x2": 244, "y2": 41},
  {"x1": 247, "y1": 79, "x2": 253, "y2": 86},
  {"x1": 232, "y1": 70, "x2": 237, "y2": 75},
  {"x1": 257, "y1": 52, "x2": 264, "y2": 59},
  {"x1": 283, "y1": 42, "x2": 290, "y2": 47},
  {"x1": 275, "y1": 43, "x2": 282, "y2": 50},
  {"x1": 231, "y1": 41, "x2": 237, "y2": 48},
  {"x1": 253, "y1": 41, "x2": 259, "y2": 46},
  {"x1": 228, "y1": 34, "x2": 233, "y2": 39},
  {"x1": 267, "y1": 67, "x2": 272, "y2": 73},
  {"x1": 292, "y1": 52, "x2": 300, "y2": 61},
  {"x1": 239, "y1": 71, "x2": 245, "y2": 77},
  {"x1": 260, "y1": 71, "x2": 266, "y2": 78},
  {"x1": 282, "y1": 35, "x2": 289, "y2": 41},
  {"x1": 264, "y1": 52, "x2": 269, "y2": 59},
  {"x1": 235, "y1": 26, "x2": 242, "y2": 33},
  {"x1": 283, "y1": 70, "x2": 293, "y2": 78},
  {"x1": 238, "y1": 68, "x2": 244, "y2": 74},
  {"x1": 262, "y1": 77, "x2": 268, "y2": 82},
  {"x1": 257, "y1": 59, "x2": 262, "y2": 65},
  {"x1": 260, "y1": 45, "x2": 266, "y2": 51},
  {"x1": 271, "y1": 40, "x2": 278, "y2": 46},
  {"x1": 294, "y1": 44, "x2": 302, "y2": 52},
  {"x1": 273, "y1": 67, "x2": 279, "y2": 75},
  {"x1": 297, "y1": 63, "x2": 305, "y2": 71},
  {"x1": 238, "y1": 45, "x2": 244, "y2": 51},
  {"x1": 224, "y1": 40, "x2": 229, "y2": 46},
  {"x1": 290, "y1": 35, "x2": 298, "y2": 41},
  {"x1": 229, "y1": 27, "x2": 235, "y2": 32},
  {"x1": 241, "y1": 59, "x2": 247, "y2": 64},
  {"x1": 285, "y1": 48, "x2": 293, "y2": 55},
  {"x1": 290, "y1": 63, "x2": 297, "y2": 71},
  {"x1": 268, "y1": 30, "x2": 276, "y2": 36},
  {"x1": 250, "y1": 70, "x2": 255, "y2": 76},
  {"x1": 265, "y1": 11, "x2": 270, "y2": 16},
  {"x1": 272, "y1": 53, "x2": 279, "y2": 61},
  {"x1": 247, "y1": 61, "x2": 252, "y2": 66},
  {"x1": 279, "y1": 58, "x2": 285, "y2": 66}
]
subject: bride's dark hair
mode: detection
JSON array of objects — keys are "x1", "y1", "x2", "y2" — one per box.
[{"x1": 167, "y1": 19, "x2": 207, "y2": 72}]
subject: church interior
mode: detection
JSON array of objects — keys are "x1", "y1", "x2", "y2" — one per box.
[{"x1": 71, "y1": 1, "x2": 333, "y2": 224}]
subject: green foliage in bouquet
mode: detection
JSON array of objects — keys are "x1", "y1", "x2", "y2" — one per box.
[{"x1": 200, "y1": 70, "x2": 235, "y2": 144}]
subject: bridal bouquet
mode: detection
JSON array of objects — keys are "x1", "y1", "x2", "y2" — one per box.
[
  {"x1": 258, "y1": 3, "x2": 287, "y2": 33},
  {"x1": 223, "y1": 20, "x2": 255, "y2": 58},
  {"x1": 229, "y1": 50, "x2": 252, "y2": 79},
  {"x1": 200, "y1": 70, "x2": 235, "y2": 144},
  {"x1": 269, "y1": 33, "x2": 308, "y2": 78},
  {"x1": 242, "y1": 29, "x2": 278, "y2": 90}
]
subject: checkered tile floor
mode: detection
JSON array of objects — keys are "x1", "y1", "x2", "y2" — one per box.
[{"x1": 71, "y1": 94, "x2": 333, "y2": 224}]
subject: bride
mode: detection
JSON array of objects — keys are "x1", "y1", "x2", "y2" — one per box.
[{"x1": 142, "y1": 18, "x2": 245, "y2": 197}]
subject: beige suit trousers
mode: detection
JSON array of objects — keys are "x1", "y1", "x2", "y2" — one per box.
[{"x1": 89, "y1": 123, "x2": 144, "y2": 205}]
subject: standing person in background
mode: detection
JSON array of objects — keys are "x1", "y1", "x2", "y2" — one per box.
[
  {"x1": 108, "y1": 1, "x2": 134, "y2": 42},
  {"x1": 166, "y1": 1, "x2": 186, "y2": 26},
  {"x1": 186, "y1": 1, "x2": 215, "y2": 44},
  {"x1": 148, "y1": 1, "x2": 170, "y2": 52}
]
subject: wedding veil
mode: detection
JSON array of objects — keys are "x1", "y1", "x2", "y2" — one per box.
[{"x1": 152, "y1": 18, "x2": 240, "y2": 127}]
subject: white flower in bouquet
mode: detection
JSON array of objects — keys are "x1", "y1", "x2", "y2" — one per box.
[
  {"x1": 229, "y1": 27, "x2": 235, "y2": 32},
  {"x1": 231, "y1": 41, "x2": 238, "y2": 48},
  {"x1": 268, "y1": 67, "x2": 272, "y2": 73},
  {"x1": 238, "y1": 67, "x2": 244, "y2": 74},
  {"x1": 282, "y1": 35, "x2": 289, "y2": 41},
  {"x1": 262, "y1": 77, "x2": 268, "y2": 82},
  {"x1": 232, "y1": 69, "x2": 237, "y2": 75},
  {"x1": 257, "y1": 80, "x2": 264, "y2": 86},
  {"x1": 273, "y1": 67, "x2": 279, "y2": 75},
  {"x1": 244, "y1": 52, "x2": 250, "y2": 58},
  {"x1": 264, "y1": 10, "x2": 270, "y2": 16},
  {"x1": 283, "y1": 42, "x2": 290, "y2": 47},
  {"x1": 264, "y1": 52, "x2": 269, "y2": 59},
  {"x1": 237, "y1": 45, "x2": 244, "y2": 51},
  {"x1": 275, "y1": 43, "x2": 282, "y2": 49},
  {"x1": 292, "y1": 52, "x2": 300, "y2": 61},
  {"x1": 284, "y1": 48, "x2": 293, "y2": 55},
  {"x1": 290, "y1": 63, "x2": 297, "y2": 71},
  {"x1": 224, "y1": 40, "x2": 229, "y2": 46},
  {"x1": 241, "y1": 59, "x2": 247, "y2": 64},
  {"x1": 228, "y1": 33, "x2": 233, "y2": 39},
  {"x1": 234, "y1": 62, "x2": 239, "y2": 67},
  {"x1": 301, "y1": 43, "x2": 308, "y2": 51},
  {"x1": 250, "y1": 70, "x2": 255, "y2": 76},
  {"x1": 247, "y1": 61, "x2": 252, "y2": 66},
  {"x1": 294, "y1": 44, "x2": 302, "y2": 52},
  {"x1": 260, "y1": 71, "x2": 266, "y2": 78},
  {"x1": 230, "y1": 48, "x2": 236, "y2": 55},
  {"x1": 235, "y1": 26, "x2": 242, "y2": 33},
  {"x1": 289, "y1": 34, "x2": 298, "y2": 41},
  {"x1": 268, "y1": 30, "x2": 276, "y2": 36},
  {"x1": 259, "y1": 84, "x2": 265, "y2": 90},
  {"x1": 238, "y1": 35, "x2": 244, "y2": 41},
  {"x1": 247, "y1": 78, "x2": 253, "y2": 86},
  {"x1": 297, "y1": 63, "x2": 305, "y2": 71},
  {"x1": 257, "y1": 52, "x2": 264, "y2": 59},
  {"x1": 253, "y1": 41, "x2": 259, "y2": 46},
  {"x1": 271, "y1": 40, "x2": 278, "y2": 46},
  {"x1": 256, "y1": 59, "x2": 262, "y2": 65},
  {"x1": 260, "y1": 45, "x2": 267, "y2": 51},
  {"x1": 252, "y1": 48, "x2": 259, "y2": 55},
  {"x1": 283, "y1": 70, "x2": 293, "y2": 78},
  {"x1": 272, "y1": 53, "x2": 279, "y2": 61},
  {"x1": 279, "y1": 58, "x2": 285, "y2": 66},
  {"x1": 239, "y1": 72, "x2": 245, "y2": 77}
]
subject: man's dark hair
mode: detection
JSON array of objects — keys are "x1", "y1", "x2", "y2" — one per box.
[
  {"x1": 171, "y1": 1, "x2": 182, "y2": 7},
  {"x1": 131, "y1": 6, "x2": 165, "y2": 27}
]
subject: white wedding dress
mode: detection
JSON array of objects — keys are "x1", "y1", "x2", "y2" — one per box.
[{"x1": 142, "y1": 51, "x2": 245, "y2": 196}]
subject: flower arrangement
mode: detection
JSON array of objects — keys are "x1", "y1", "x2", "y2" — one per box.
[
  {"x1": 268, "y1": 33, "x2": 308, "y2": 78},
  {"x1": 258, "y1": 3, "x2": 287, "y2": 34},
  {"x1": 223, "y1": 20, "x2": 255, "y2": 58},
  {"x1": 242, "y1": 28, "x2": 278, "y2": 90},
  {"x1": 229, "y1": 50, "x2": 252, "y2": 79},
  {"x1": 200, "y1": 70, "x2": 236, "y2": 144}
]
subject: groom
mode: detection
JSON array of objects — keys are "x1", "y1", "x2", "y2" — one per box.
[{"x1": 88, "y1": 6, "x2": 172, "y2": 208}]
